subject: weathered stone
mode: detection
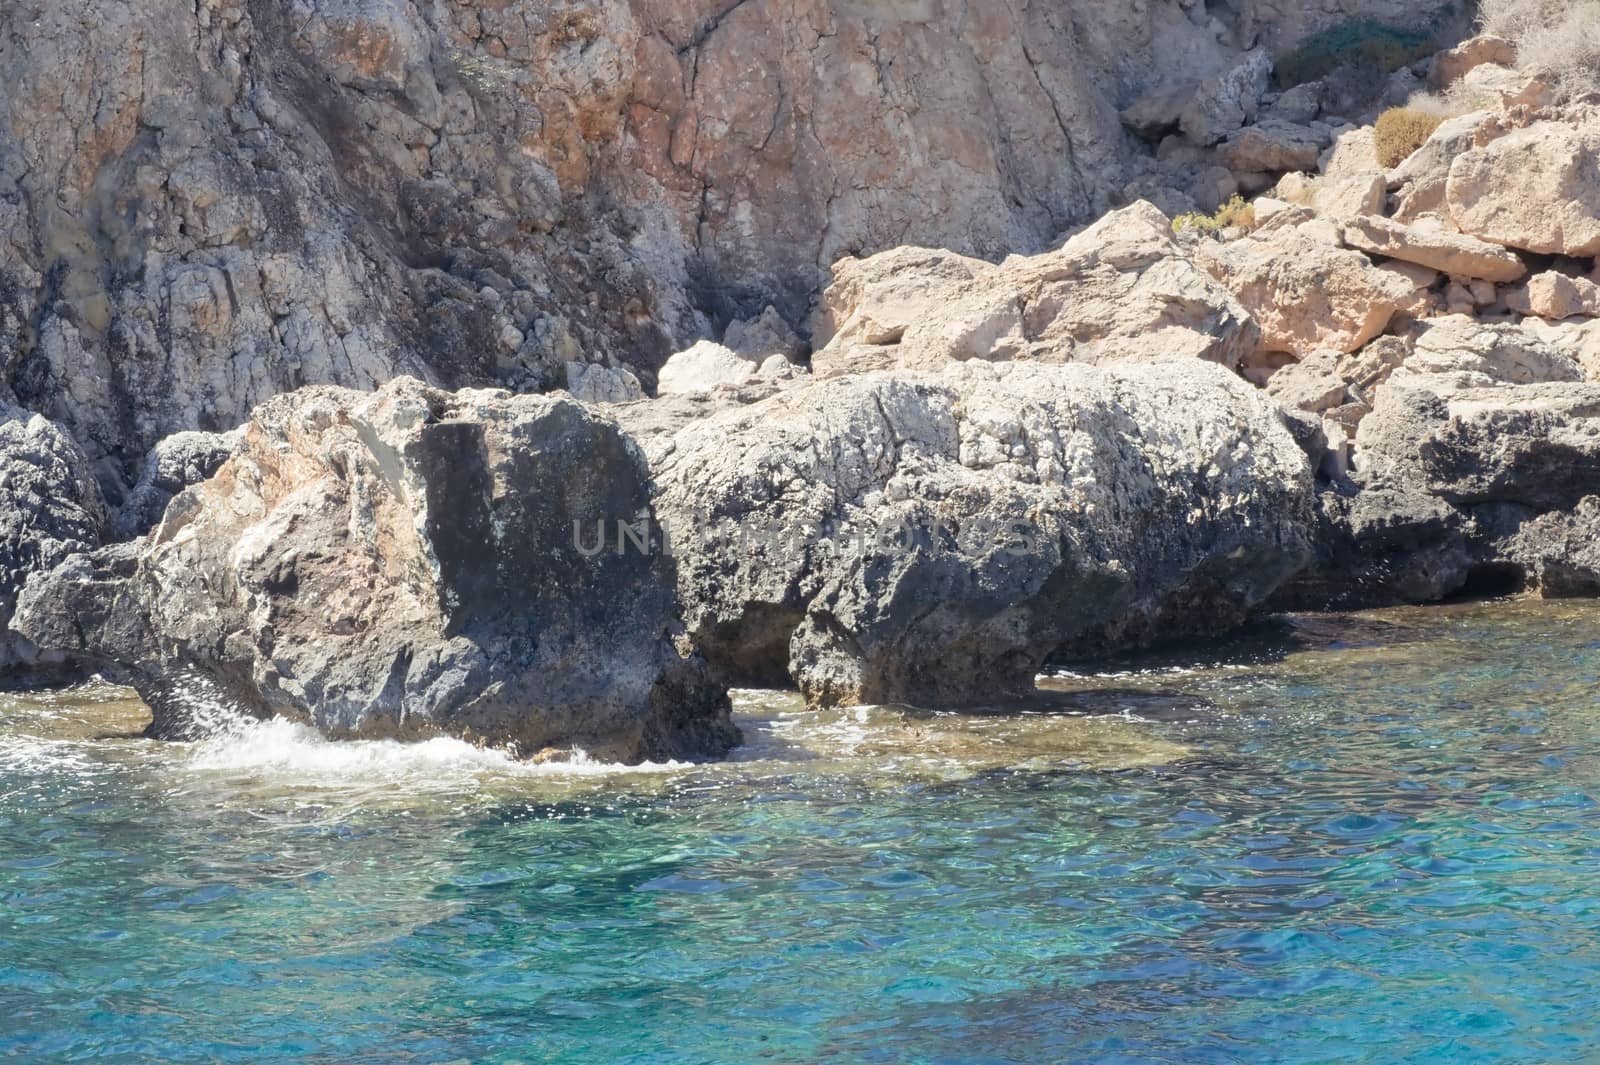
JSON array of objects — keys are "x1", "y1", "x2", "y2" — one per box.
[
  {"x1": 1180, "y1": 50, "x2": 1274, "y2": 146},
  {"x1": 14, "y1": 378, "x2": 736, "y2": 762},
  {"x1": 814, "y1": 203, "x2": 1259, "y2": 374},
  {"x1": 1506, "y1": 272, "x2": 1600, "y2": 321},
  {"x1": 656, "y1": 341, "x2": 760, "y2": 396},
  {"x1": 1447, "y1": 119, "x2": 1600, "y2": 256},
  {"x1": 1429, "y1": 35, "x2": 1518, "y2": 90},
  {"x1": 1198, "y1": 230, "x2": 1418, "y2": 356},
  {"x1": 1218, "y1": 120, "x2": 1333, "y2": 173},
  {"x1": 565, "y1": 363, "x2": 646, "y2": 406},
  {"x1": 650, "y1": 360, "x2": 1314, "y2": 707},
  {"x1": 0, "y1": 404, "x2": 107, "y2": 674},
  {"x1": 1343, "y1": 216, "x2": 1527, "y2": 284},
  {"x1": 114, "y1": 429, "x2": 243, "y2": 541}
]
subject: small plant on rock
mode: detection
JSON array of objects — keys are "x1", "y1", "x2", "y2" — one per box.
[
  {"x1": 1172, "y1": 195, "x2": 1257, "y2": 235},
  {"x1": 1374, "y1": 107, "x2": 1446, "y2": 167}
]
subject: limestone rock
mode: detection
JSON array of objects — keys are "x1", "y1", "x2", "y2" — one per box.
[
  {"x1": 114, "y1": 429, "x2": 243, "y2": 541},
  {"x1": 14, "y1": 378, "x2": 736, "y2": 762},
  {"x1": 1429, "y1": 36, "x2": 1518, "y2": 90},
  {"x1": 565, "y1": 363, "x2": 646, "y2": 406},
  {"x1": 656, "y1": 341, "x2": 760, "y2": 396},
  {"x1": 813, "y1": 203, "x2": 1259, "y2": 375},
  {"x1": 1392, "y1": 316, "x2": 1583, "y2": 392},
  {"x1": 0, "y1": 405, "x2": 107, "y2": 674},
  {"x1": 1267, "y1": 351, "x2": 1349, "y2": 413},
  {"x1": 1447, "y1": 120, "x2": 1600, "y2": 256},
  {"x1": 1342, "y1": 216, "x2": 1527, "y2": 283},
  {"x1": 1181, "y1": 49, "x2": 1275, "y2": 146},
  {"x1": 1506, "y1": 272, "x2": 1600, "y2": 321},
  {"x1": 1218, "y1": 120, "x2": 1333, "y2": 174},
  {"x1": 1198, "y1": 230, "x2": 1418, "y2": 356},
  {"x1": 649, "y1": 359, "x2": 1314, "y2": 707}
]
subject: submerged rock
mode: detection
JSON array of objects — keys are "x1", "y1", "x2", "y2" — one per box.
[
  {"x1": 14, "y1": 378, "x2": 736, "y2": 762},
  {"x1": 648, "y1": 359, "x2": 1314, "y2": 709}
]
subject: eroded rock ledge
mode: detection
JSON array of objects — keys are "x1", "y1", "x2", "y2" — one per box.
[{"x1": 14, "y1": 378, "x2": 736, "y2": 763}]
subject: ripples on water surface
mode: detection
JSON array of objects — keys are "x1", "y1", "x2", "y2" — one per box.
[{"x1": 3, "y1": 600, "x2": 1600, "y2": 1063}]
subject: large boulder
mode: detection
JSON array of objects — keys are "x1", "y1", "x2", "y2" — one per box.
[
  {"x1": 1447, "y1": 119, "x2": 1600, "y2": 256},
  {"x1": 0, "y1": 404, "x2": 106, "y2": 674},
  {"x1": 812, "y1": 203, "x2": 1259, "y2": 375},
  {"x1": 647, "y1": 359, "x2": 1314, "y2": 709},
  {"x1": 1342, "y1": 216, "x2": 1527, "y2": 284},
  {"x1": 1358, "y1": 380, "x2": 1600, "y2": 512},
  {"x1": 14, "y1": 378, "x2": 736, "y2": 762},
  {"x1": 656, "y1": 341, "x2": 760, "y2": 396},
  {"x1": 1391, "y1": 316, "x2": 1583, "y2": 392},
  {"x1": 1198, "y1": 228, "x2": 1420, "y2": 356},
  {"x1": 1180, "y1": 49, "x2": 1274, "y2": 146},
  {"x1": 1506, "y1": 272, "x2": 1600, "y2": 321},
  {"x1": 1217, "y1": 120, "x2": 1333, "y2": 174}
]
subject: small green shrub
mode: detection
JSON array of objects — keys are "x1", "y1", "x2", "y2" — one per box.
[
  {"x1": 1173, "y1": 195, "x2": 1257, "y2": 235},
  {"x1": 1374, "y1": 107, "x2": 1447, "y2": 167},
  {"x1": 1275, "y1": 19, "x2": 1435, "y2": 88}
]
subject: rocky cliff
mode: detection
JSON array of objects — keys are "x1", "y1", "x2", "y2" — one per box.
[{"x1": 1, "y1": 0, "x2": 1456, "y2": 503}]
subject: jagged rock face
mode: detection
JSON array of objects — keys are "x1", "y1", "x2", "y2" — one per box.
[
  {"x1": 647, "y1": 359, "x2": 1315, "y2": 708},
  {"x1": 13, "y1": 378, "x2": 736, "y2": 762},
  {"x1": 0, "y1": 404, "x2": 107, "y2": 674},
  {"x1": 0, "y1": 0, "x2": 1459, "y2": 500}
]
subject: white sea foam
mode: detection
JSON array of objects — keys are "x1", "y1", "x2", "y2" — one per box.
[{"x1": 183, "y1": 716, "x2": 695, "y2": 790}]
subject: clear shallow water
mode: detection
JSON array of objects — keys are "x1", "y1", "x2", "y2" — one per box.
[{"x1": 3, "y1": 601, "x2": 1600, "y2": 1063}]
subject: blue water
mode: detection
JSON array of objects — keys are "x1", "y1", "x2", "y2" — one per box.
[{"x1": 3, "y1": 600, "x2": 1600, "y2": 1063}]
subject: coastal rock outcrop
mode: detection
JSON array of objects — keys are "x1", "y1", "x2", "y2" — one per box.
[
  {"x1": 0, "y1": 405, "x2": 107, "y2": 673},
  {"x1": 647, "y1": 359, "x2": 1315, "y2": 708},
  {"x1": 812, "y1": 203, "x2": 1259, "y2": 376},
  {"x1": 1198, "y1": 228, "x2": 1421, "y2": 357},
  {"x1": 1446, "y1": 118, "x2": 1600, "y2": 256},
  {"x1": 14, "y1": 378, "x2": 735, "y2": 762}
]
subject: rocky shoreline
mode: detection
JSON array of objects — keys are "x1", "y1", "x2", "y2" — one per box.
[{"x1": 5, "y1": 5, "x2": 1600, "y2": 760}]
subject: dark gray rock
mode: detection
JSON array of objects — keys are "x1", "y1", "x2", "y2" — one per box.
[
  {"x1": 0, "y1": 403, "x2": 107, "y2": 676},
  {"x1": 14, "y1": 378, "x2": 735, "y2": 762},
  {"x1": 114, "y1": 430, "x2": 244, "y2": 540},
  {"x1": 647, "y1": 360, "x2": 1315, "y2": 708}
]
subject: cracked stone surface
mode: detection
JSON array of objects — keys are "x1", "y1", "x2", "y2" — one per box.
[
  {"x1": 645, "y1": 358, "x2": 1314, "y2": 708},
  {"x1": 0, "y1": 0, "x2": 1457, "y2": 504}
]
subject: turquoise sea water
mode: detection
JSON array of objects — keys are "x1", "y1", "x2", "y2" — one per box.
[{"x1": 3, "y1": 599, "x2": 1600, "y2": 1064}]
